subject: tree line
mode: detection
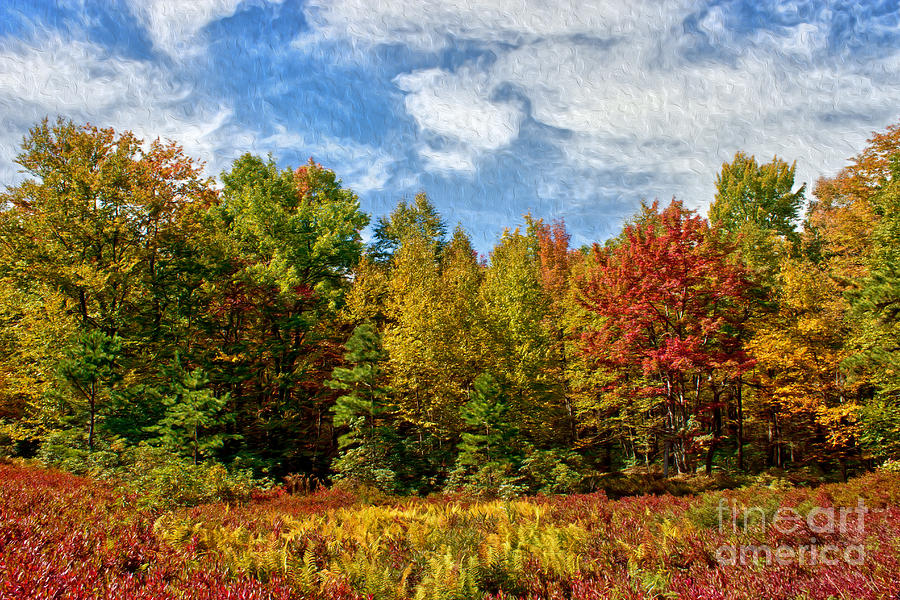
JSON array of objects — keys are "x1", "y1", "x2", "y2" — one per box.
[{"x1": 0, "y1": 117, "x2": 898, "y2": 494}]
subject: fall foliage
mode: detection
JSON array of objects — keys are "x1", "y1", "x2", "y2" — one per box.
[{"x1": 1, "y1": 116, "x2": 899, "y2": 498}]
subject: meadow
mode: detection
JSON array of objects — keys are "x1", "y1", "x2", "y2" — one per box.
[{"x1": 3, "y1": 461, "x2": 900, "y2": 600}]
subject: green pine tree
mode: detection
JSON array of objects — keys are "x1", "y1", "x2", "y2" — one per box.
[
  {"x1": 145, "y1": 356, "x2": 233, "y2": 465},
  {"x1": 445, "y1": 372, "x2": 523, "y2": 495},
  {"x1": 457, "y1": 372, "x2": 518, "y2": 465},
  {"x1": 370, "y1": 192, "x2": 447, "y2": 262},
  {"x1": 58, "y1": 330, "x2": 122, "y2": 451},
  {"x1": 327, "y1": 323, "x2": 397, "y2": 489}
]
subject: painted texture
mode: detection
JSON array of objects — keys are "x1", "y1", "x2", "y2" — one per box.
[{"x1": 0, "y1": 0, "x2": 898, "y2": 251}]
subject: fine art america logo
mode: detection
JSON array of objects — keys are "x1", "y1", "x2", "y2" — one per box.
[{"x1": 715, "y1": 499, "x2": 868, "y2": 566}]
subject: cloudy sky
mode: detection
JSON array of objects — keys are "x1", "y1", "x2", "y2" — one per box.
[{"x1": 1, "y1": 1, "x2": 899, "y2": 250}]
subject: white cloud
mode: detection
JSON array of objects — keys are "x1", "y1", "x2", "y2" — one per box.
[
  {"x1": 491, "y1": 34, "x2": 900, "y2": 205},
  {"x1": 0, "y1": 29, "x2": 398, "y2": 196},
  {"x1": 395, "y1": 68, "x2": 523, "y2": 151},
  {"x1": 261, "y1": 126, "x2": 398, "y2": 194},
  {"x1": 302, "y1": 0, "x2": 691, "y2": 51},
  {"x1": 417, "y1": 146, "x2": 478, "y2": 174},
  {"x1": 128, "y1": 0, "x2": 248, "y2": 57},
  {"x1": 0, "y1": 34, "x2": 233, "y2": 183},
  {"x1": 393, "y1": 67, "x2": 524, "y2": 173},
  {"x1": 302, "y1": 0, "x2": 900, "y2": 207}
]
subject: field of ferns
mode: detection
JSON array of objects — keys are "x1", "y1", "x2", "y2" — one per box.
[{"x1": 3, "y1": 462, "x2": 900, "y2": 599}]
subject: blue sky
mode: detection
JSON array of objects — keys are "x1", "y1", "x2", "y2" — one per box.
[{"x1": 1, "y1": 0, "x2": 899, "y2": 252}]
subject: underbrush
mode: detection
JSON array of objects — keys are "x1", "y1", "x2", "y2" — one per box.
[
  {"x1": 36, "y1": 430, "x2": 270, "y2": 509},
  {"x1": 0, "y1": 462, "x2": 361, "y2": 599},
  {"x1": 2, "y1": 463, "x2": 899, "y2": 599}
]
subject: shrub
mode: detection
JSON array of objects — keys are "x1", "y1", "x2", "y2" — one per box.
[
  {"x1": 880, "y1": 458, "x2": 900, "y2": 473},
  {"x1": 4, "y1": 462, "x2": 900, "y2": 600},
  {"x1": 0, "y1": 420, "x2": 22, "y2": 458},
  {"x1": 122, "y1": 444, "x2": 264, "y2": 508},
  {"x1": 331, "y1": 444, "x2": 400, "y2": 494},
  {"x1": 445, "y1": 449, "x2": 587, "y2": 498},
  {"x1": 37, "y1": 432, "x2": 269, "y2": 509},
  {"x1": 517, "y1": 449, "x2": 586, "y2": 495}
]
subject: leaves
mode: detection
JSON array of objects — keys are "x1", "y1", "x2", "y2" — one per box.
[
  {"x1": 578, "y1": 200, "x2": 753, "y2": 472},
  {"x1": 1, "y1": 114, "x2": 899, "y2": 490}
]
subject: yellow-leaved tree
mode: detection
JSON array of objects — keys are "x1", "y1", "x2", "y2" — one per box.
[{"x1": 747, "y1": 257, "x2": 860, "y2": 472}]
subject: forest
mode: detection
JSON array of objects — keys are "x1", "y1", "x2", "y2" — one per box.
[{"x1": 0, "y1": 116, "x2": 899, "y2": 498}]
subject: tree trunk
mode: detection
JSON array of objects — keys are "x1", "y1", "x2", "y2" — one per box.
[
  {"x1": 663, "y1": 440, "x2": 670, "y2": 478},
  {"x1": 768, "y1": 413, "x2": 782, "y2": 468},
  {"x1": 736, "y1": 378, "x2": 744, "y2": 471},
  {"x1": 603, "y1": 439, "x2": 613, "y2": 472},
  {"x1": 706, "y1": 391, "x2": 722, "y2": 476}
]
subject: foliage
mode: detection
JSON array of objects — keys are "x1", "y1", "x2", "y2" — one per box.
[
  {"x1": 457, "y1": 373, "x2": 518, "y2": 466},
  {"x1": 36, "y1": 432, "x2": 266, "y2": 509},
  {"x1": 144, "y1": 357, "x2": 233, "y2": 465},
  {"x1": 710, "y1": 151, "x2": 805, "y2": 242},
  {"x1": 96, "y1": 463, "x2": 900, "y2": 599},
  {"x1": 747, "y1": 257, "x2": 861, "y2": 466},
  {"x1": 0, "y1": 462, "x2": 362, "y2": 599},
  {"x1": 57, "y1": 329, "x2": 123, "y2": 451},
  {"x1": 192, "y1": 152, "x2": 369, "y2": 475},
  {"x1": 578, "y1": 200, "x2": 753, "y2": 475},
  {"x1": 327, "y1": 323, "x2": 399, "y2": 491},
  {"x1": 1, "y1": 114, "x2": 899, "y2": 509},
  {"x1": 370, "y1": 192, "x2": 447, "y2": 262}
]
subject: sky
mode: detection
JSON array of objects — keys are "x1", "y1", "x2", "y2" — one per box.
[{"x1": 1, "y1": 0, "x2": 899, "y2": 252}]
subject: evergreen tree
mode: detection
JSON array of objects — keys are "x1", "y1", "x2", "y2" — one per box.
[
  {"x1": 57, "y1": 330, "x2": 122, "y2": 451},
  {"x1": 327, "y1": 323, "x2": 397, "y2": 489},
  {"x1": 145, "y1": 357, "x2": 233, "y2": 465},
  {"x1": 446, "y1": 372, "x2": 522, "y2": 494},
  {"x1": 370, "y1": 192, "x2": 446, "y2": 261},
  {"x1": 846, "y1": 160, "x2": 900, "y2": 397},
  {"x1": 457, "y1": 373, "x2": 518, "y2": 466},
  {"x1": 710, "y1": 151, "x2": 805, "y2": 241},
  {"x1": 709, "y1": 152, "x2": 805, "y2": 288}
]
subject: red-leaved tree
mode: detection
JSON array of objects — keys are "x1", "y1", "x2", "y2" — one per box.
[{"x1": 577, "y1": 200, "x2": 754, "y2": 475}]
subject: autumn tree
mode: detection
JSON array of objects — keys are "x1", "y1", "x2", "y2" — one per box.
[
  {"x1": 532, "y1": 217, "x2": 580, "y2": 444},
  {"x1": 802, "y1": 126, "x2": 900, "y2": 281},
  {"x1": 381, "y1": 229, "x2": 443, "y2": 437},
  {"x1": 479, "y1": 226, "x2": 565, "y2": 446},
  {"x1": 578, "y1": 200, "x2": 753, "y2": 476},
  {"x1": 814, "y1": 123, "x2": 900, "y2": 207},
  {"x1": 0, "y1": 118, "x2": 215, "y2": 446},
  {"x1": 380, "y1": 219, "x2": 489, "y2": 485},
  {"x1": 0, "y1": 282, "x2": 77, "y2": 437},
  {"x1": 196, "y1": 154, "x2": 368, "y2": 474},
  {"x1": 0, "y1": 118, "x2": 215, "y2": 339},
  {"x1": 841, "y1": 128, "x2": 900, "y2": 464},
  {"x1": 775, "y1": 122, "x2": 900, "y2": 471},
  {"x1": 342, "y1": 254, "x2": 391, "y2": 326},
  {"x1": 746, "y1": 258, "x2": 861, "y2": 472}
]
